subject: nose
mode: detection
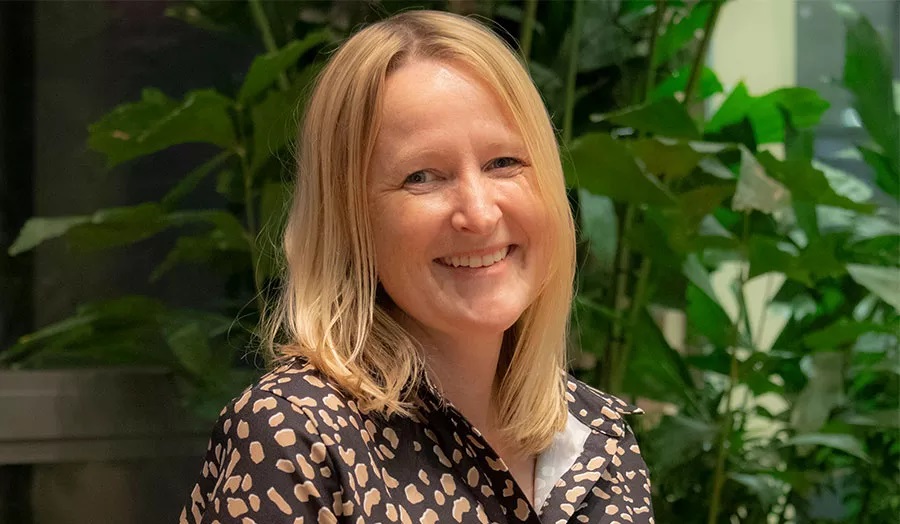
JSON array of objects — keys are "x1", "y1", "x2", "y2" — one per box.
[{"x1": 450, "y1": 172, "x2": 501, "y2": 235}]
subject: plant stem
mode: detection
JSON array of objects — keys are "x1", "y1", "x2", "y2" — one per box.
[
  {"x1": 609, "y1": 204, "x2": 636, "y2": 392},
  {"x1": 642, "y1": 0, "x2": 667, "y2": 102},
  {"x1": 607, "y1": 0, "x2": 667, "y2": 393},
  {"x1": 249, "y1": 0, "x2": 289, "y2": 91},
  {"x1": 519, "y1": 0, "x2": 538, "y2": 62},
  {"x1": 233, "y1": 106, "x2": 265, "y2": 312},
  {"x1": 683, "y1": 0, "x2": 722, "y2": 106},
  {"x1": 707, "y1": 213, "x2": 751, "y2": 524},
  {"x1": 561, "y1": 0, "x2": 584, "y2": 144}
]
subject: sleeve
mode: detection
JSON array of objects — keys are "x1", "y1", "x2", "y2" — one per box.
[{"x1": 179, "y1": 387, "x2": 343, "y2": 523}]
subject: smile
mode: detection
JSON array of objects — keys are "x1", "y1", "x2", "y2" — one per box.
[{"x1": 438, "y1": 246, "x2": 511, "y2": 268}]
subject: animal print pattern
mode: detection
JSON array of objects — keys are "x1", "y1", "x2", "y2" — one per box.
[{"x1": 180, "y1": 360, "x2": 654, "y2": 523}]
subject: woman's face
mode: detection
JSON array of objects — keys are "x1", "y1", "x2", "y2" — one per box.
[{"x1": 367, "y1": 59, "x2": 551, "y2": 344}]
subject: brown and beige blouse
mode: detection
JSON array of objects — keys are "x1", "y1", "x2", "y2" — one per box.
[{"x1": 180, "y1": 360, "x2": 655, "y2": 523}]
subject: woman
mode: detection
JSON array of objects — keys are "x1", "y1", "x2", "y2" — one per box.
[{"x1": 181, "y1": 10, "x2": 653, "y2": 524}]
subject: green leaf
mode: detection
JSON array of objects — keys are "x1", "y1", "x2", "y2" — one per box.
[
  {"x1": 237, "y1": 31, "x2": 331, "y2": 103},
  {"x1": 732, "y1": 148, "x2": 791, "y2": 215},
  {"x1": 8, "y1": 216, "x2": 91, "y2": 255},
  {"x1": 651, "y1": 66, "x2": 723, "y2": 102},
  {"x1": 165, "y1": 322, "x2": 213, "y2": 380},
  {"x1": 838, "y1": 4, "x2": 900, "y2": 178},
  {"x1": 577, "y1": 0, "x2": 633, "y2": 71},
  {"x1": 784, "y1": 432, "x2": 869, "y2": 461},
  {"x1": 706, "y1": 84, "x2": 829, "y2": 144},
  {"x1": 67, "y1": 203, "x2": 169, "y2": 251},
  {"x1": 729, "y1": 473, "x2": 787, "y2": 509},
  {"x1": 161, "y1": 151, "x2": 233, "y2": 209},
  {"x1": 686, "y1": 282, "x2": 734, "y2": 348},
  {"x1": 249, "y1": 63, "x2": 321, "y2": 171},
  {"x1": 791, "y1": 352, "x2": 845, "y2": 434},
  {"x1": 89, "y1": 88, "x2": 236, "y2": 166},
  {"x1": 578, "y1": 189, "x2": 617, "y2": 273},
  {"x1": 627, "y1": 138, "x2": 705, "y2": 179},
  {"x1": 706, "y1": 82, "x2": 754, "y2": 133},
  {"x1": 594, "y1": 97, "x2": 700, "y2": 139},
  {"x1": 756, "y1": 152, "x2": 874, "y2": 212},
  {"x1": 624, "y1": 308, "x2": 697, "y2": 405},
  {"x1": 846, "y1": 264, "x2": 900, "y2": 310},
  {"x1": 564, "y1": 133, "x2": 675, "y2": 206},
  {"x1": 765, "y1": 88, "x2": 830, "y2": 129},
  {"x1": 858, "y1": 146, "x2": 899, "y2": 198},
  {"x1": 748, "y1": 236, "x2": 812, "y2": 286},
  {"x1": 9, "y1": 203, "x2": 169, "y2": 255},
  {"x1": 655, "y1": 1, "x2": 713, "y2": 65},
  {"x1": 804, "y1": 319, "x2": 897, "y2": 350}
]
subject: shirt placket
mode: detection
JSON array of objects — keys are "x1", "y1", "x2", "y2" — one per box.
[{"x1": 419, "y1": 388, "x2": 544, "y2": 524}]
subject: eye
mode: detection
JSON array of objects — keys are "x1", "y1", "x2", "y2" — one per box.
[
  {"x1": 403, "y1": 171, "x2": 435, "y2": 185},
  {"x1": 487, "y1": 157, "x2": 522, "y2": 170}
]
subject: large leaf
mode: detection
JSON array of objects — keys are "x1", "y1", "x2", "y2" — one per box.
[
  {"x1": 161, "y1": 151, "x2": 234, "y2": 209},
  {"x1": 594, "y1": 97, "x2": 700, "y2": 139},
  {"x1": 846, "y1": 264, "x2": 900, "y2": 310},
  {"x1": 706, "y1": 84, "x2": 829, "y2": 145},
  {"x1": 8, "y1": 216, "x2": 91, "y2": 256},
  {"x1": 624, "y1": 308, "x2": 697, "y2": 405},
  {"x1": 627, "y1": 138, "x2": 706, "y2": 179},
  {"x1": 747, "y1": 236, "x2": 812, "y2": 287},
  {"x1": 8, "y1": 203, "x2": 168, "y2": 255},
  {"x1": 237, "y1": 31, "x2": 331, "y2": 103},
  {"x1": 791, "y1": 352, "x2": 846, "y2": 434},
  {"x1": 837, "y1": 4, "x2": 900, "y2": 182},
  {"x1": 577, "y1": 0, "x2": 634, "y2": 71},
  {"x1": 249, "y1": 63, "x2": 321, "y2": 171},
  {"x1": 89, "y1": 88, "x2": 236, "y2": 166},
  {"x1": 804, "y1": 319, "x2": 897, "y2": 350},
  {"x1": 165, "y1": 321, "x2": 214, "y2": 380},
  {"x1": 784, "y1": 433, "x2": 869, "y2": 461},
  {"x1": 578, "y1": 189, "x2": 618, "y2": 273},
  {"x1": 564, "y1": 133, "x2": 675, "y2": 206},
  {"x1": 3, "y1": 296, "x2": 171, "y2": 367},
  {"x1": 732, "y1": 148, "x2": 791, "y2": 216},
  {"x1": 756, "y1": 152, "x2": 874, "y2": 213}
]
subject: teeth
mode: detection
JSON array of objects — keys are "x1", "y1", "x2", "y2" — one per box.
[{"x1": 440, "y1": 246, "x2": 510, "y2": 268}]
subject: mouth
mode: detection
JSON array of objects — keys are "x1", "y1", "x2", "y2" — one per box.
[{"x1": 436, "y1": 245, "x2": 514, "y2": 269}]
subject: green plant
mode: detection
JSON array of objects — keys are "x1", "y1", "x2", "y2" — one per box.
[{"x1": 4, "y1": 1, "x2": 897, "y2": 521}]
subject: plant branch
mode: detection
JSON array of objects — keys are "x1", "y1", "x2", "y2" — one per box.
[
  {"x1": 707, "y1": 212, "x2": 751, "y2": 524},
  {"x1": 249, "y1": 0, "x2": 289, "y2": 91},
  {"x1": 642, "y1": 0, "x2": 667, "y2": 102},
  {"x1": 519, "y1": 0, "x2": 538, "y2": 62},
  {"x1": 683, "y1": 0, "x2": 722, "y2": 106},
  {"x1": 606, "y1": 1, "x2": 670, "y2": 392},
  {"x1": 561, "y1": 0, "x2": 584, "y2": 144}
]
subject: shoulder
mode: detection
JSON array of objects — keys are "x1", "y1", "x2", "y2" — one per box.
[
  {"x1": 564, "y1": 375, "x2": 643, "y2": 438},
  {"x1": 213, "y1": 359, "x2": 362, "y2": 443},
  {"x1": 235, "y1": 359, "x2": 356, "y2": 413}
]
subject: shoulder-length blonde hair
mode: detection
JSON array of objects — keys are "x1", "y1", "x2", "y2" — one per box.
[{"x1": 264, "y1": 10, "x2": 575, "y2": 454}]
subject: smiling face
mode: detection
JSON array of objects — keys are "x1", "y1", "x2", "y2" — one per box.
[{"x1": 367, "y1": 59, "x2": 551, "y2": 347}]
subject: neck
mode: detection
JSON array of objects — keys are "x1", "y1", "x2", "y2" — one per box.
[
  {"x1": 395, "y1": 314, "x2": 503, "y2": 432},
  {"x1": 424, "y1": 332, "x2": 503, "y2": 431}
]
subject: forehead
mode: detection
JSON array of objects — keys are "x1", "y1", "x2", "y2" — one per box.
[{"x1": 375, "y1": 59, "x2": 521, "y2": 146}]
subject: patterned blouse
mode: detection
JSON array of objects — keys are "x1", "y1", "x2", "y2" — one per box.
[{"x1": 180, "y1": 360, "x2": 655, "y2": 523}]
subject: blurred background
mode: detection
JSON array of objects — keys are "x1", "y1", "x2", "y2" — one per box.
[{"x1": 0, "y1": 0, "x2": 898, "y2": 522}]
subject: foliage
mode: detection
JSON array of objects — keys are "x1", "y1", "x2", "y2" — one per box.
[{"x1": 4, "y1": 0, "x2": 898, "y2": 522}]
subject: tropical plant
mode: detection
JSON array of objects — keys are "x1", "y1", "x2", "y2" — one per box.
[{"x1": 3, "y1": 1, "x2": 897, "y2": 522}]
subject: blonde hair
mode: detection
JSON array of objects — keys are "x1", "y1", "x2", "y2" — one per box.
[{"x1": 264, "y1": 10, "x2": 576, "y2": 454}]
